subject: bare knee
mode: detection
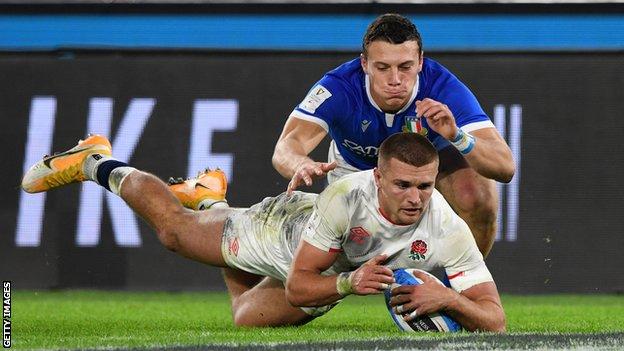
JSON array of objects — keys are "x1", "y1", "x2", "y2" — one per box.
[
  {"x1": 156, "y1": 226, "x2": 180, "y2": 252},
  {"x1": 154, "y1": 211, "x2": 189, "y2": 252},
  {"x1": 230, "y1": 298, "x2": 275, "y2": 327},
  {"x1": 228, "y1": 279, "x2": 313, "y2": 328},
  {"x1": 231, "y1": 303, "x2": 311, "y2": 327}
]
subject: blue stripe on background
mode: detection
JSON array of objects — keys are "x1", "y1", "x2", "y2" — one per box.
[{"x1": 1, "y1": 14, "x2": 623, "y2": 51}]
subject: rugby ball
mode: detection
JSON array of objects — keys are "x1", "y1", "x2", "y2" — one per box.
[{"x1": 384, "y1": 268, "x2": 462, "y2": 332}]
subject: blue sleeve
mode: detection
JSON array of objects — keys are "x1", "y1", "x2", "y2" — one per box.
[
  {"x1": 426, "y1": 65, "x2": 490, "y2": 128},
  {"x1": 291, "y1": 74, "x2": 352, "y2": 132}
]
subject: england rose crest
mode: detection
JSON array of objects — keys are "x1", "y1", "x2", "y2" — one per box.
[{"x1": 409, "y1": 240, "x2": 427, "y2": 260}]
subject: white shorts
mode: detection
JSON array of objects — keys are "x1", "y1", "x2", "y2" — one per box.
[{"x1": 221, "y1": 192, "x2": 337, "y2": 316}]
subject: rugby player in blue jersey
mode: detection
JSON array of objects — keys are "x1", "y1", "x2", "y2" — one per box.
[{"x1": 272, "y1": 14, "x2": 514, "y2": 256}]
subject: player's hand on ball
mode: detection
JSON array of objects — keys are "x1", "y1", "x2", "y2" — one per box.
[
  {"x1": 389, "y1": 270, "x2": 455, "y2": 321},
  {"x1": 349, "y1": 255, "x2": 395, "y2": 295},
  {"x1": 287, "y1": 161, "x2": 337, "y2": 195},
  {"x1": 416, "y1": 98, "x2": 459, "y2": 141}
]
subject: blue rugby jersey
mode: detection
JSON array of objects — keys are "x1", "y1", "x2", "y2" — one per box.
[{"x1": 291, "y1": 57, "x2": 494, "y2": 171}]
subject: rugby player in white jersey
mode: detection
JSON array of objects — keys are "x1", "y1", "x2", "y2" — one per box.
[{"x1": 21, "y1": 132, "x2": 504, "y2": 331}]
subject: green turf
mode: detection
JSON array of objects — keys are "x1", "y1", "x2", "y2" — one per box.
[{"x1": 13, "y1": 290, "x2": 624, "y2": 350}]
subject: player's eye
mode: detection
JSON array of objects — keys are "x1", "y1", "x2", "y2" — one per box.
[
  {"x1": 395, "y1": 181, "x2": 410, "y2": 189},
  {"x1": 417, "y1": 183, "x2": 433, "y2": 190}
]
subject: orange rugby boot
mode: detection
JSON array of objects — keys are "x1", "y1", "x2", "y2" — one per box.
[
  {"x1": 21, "y1": 134, "x2": 112, "y2": 193},
  {"x1": 168, "y1": 168, "x2": 228, "y2": 210}
]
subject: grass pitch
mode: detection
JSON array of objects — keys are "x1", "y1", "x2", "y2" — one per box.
[{"x1": 14, "y1": 291, "x2": 624, "y2": 350}]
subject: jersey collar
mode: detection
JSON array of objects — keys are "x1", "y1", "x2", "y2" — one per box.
[{"x1": 364, "y1": 74, "x2": 420, "y2": 115}]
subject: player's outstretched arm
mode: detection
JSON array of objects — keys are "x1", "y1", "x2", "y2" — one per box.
[
  {"x1": 457, "y1": 127, "x2": 515, "y2": 183},
  {"x1": 389, "y1": 271, "x2": 505, "y2": 332},
  {"x1": 272, "y1": 116, "x2": 336, "y2": 194},
  {"x1": 416, "y1": 98, "x2": 515, "y2": 183},
  {"x1": 286, "y1": 241, "x2": 394, "y2": 307}
]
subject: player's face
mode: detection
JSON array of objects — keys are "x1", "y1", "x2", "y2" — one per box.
[
  {"x1": 374, "y1": 157, "x2": 438, "y2": 226},
  {"x1": 361, "y1": 40, "x2": 423, "y2": 114}
]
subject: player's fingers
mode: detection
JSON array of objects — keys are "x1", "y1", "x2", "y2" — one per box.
[
  {"x1": 394, "y1": 302, "x2": 416, "y2": 315},
  {"x1": 322, "y1": 161, "x2": 338, "y2": 171},
  {"x1": 425, "y1": 113, "x2": 442, "y2": 124},
  {"x1": 403, "y1": 308, "x2": 420, "y2": 321},
  {"x1": 410, "y1": 270, "x2": 431, "y2": 282},
  {"x1": 426, "y1": 110, "x2": 447, "y2": 122},
  {"x1": 300, "y1": 171, "x2": 313, "y2": 186},
  {"x1": 389, "y1": 294, "x2": 411, "y2": 307},
  {"x1": 371, "y1": 273, "x2": 395, "y2": 285},
  {"x1": 373, "y1": 265, "x2": 395, "y2": 277},
  {"x1": 391, "y1": 285, "x2": 416, "y2": 296},
  {"x1": 367, "y1": 274, "x2": 393, "y2": 286},
  {"x1": 364, "y1": 254, "x2": 388, "y2": 266},
  {"x1": 416, "y1": 98, "x2": 437, "y2": 117},
  {"x1": 359, "y1": 280, "x2": 389, "y2": 291},
  {"x1": 421, "y1": 103, "x2": 442, "y2": 116},
  {"x1": 286, "y1": 179, "x2": 297, "y2": 195},
  {"x1": 416, "y1": 102, "x2": 429, "y2": 118}
]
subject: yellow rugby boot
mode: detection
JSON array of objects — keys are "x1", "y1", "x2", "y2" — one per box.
[
  {"x1": 21, "y1": 134, "x2": 112, "y2": 193},
  {"x1": 168, "y1": 168, "x2": 228, "y2": 210}
]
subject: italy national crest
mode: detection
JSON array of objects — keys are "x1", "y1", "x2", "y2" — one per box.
[{"x1": 403, "y1": 116, "x2": 428, "y2": 136}]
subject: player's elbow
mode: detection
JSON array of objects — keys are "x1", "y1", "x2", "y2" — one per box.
[
  {"x1": 271, "y1": 146, "x2": 290, "y2": 178},
  {"x1": 271, "y1": 151, "x2": 282, "y2": 173},
  {"x1": 480, "y1": 312, "x2": 506, "y2": 333},
  {"x1": 490, "y1": 314, "x2": 507, "y2": 333},
  {"x1": 285, "y1": 278, "x2": 304, "y2": 307},
  {"x1": 497, "y1": 162, "x2": 515, "y2": 183},
  {"x1": 285, "y1": 275, "x2": 317, "y2": 307}
]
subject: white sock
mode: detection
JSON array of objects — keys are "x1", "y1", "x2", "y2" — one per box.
[
  {"x1": 83, "y1": 153, "x2": 114, "y2": 182},
  {"x1": 108, "y1": 167, "x2": 137, "y2": 196},
  {"x1": 198, "y1": 199, "x2": 229, "y2": 211}
]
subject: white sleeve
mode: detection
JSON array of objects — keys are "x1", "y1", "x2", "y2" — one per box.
[
  {"x1": 302, "y1": 184, "x2": 349, "y2": 252},
  {"x1": 440, "y1": 216, "x2": 494, "y2": 293}
]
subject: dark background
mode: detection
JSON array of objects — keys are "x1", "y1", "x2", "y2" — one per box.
[{"x1": 1, "y1": 51, "x2": 623, "y2": 293}]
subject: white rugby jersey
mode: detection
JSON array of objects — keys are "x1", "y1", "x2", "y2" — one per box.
[{"x1": 303, "y1": 170, "x2": 493, "y2": 292}]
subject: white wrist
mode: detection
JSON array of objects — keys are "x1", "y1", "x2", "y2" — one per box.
[{"x1": 336, "y1": 271, "x2": 354, "y2": 296}]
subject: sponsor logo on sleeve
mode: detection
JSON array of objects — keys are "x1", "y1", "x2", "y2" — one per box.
[
  {"x1": 298, "y1": 85, "x2": 332, "y2": 114},
  {"x1": 348, "y1": 227, "x2": 371, "y2": 244}
]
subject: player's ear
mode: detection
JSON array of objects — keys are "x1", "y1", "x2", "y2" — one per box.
[
  {"x1": 417, "y1": 51, "x2": 424, "y2": 71},
  {"x1": 360, "y1": 53, "x2": 369, "y2": 74},
  {"x1": 373, "y1": 167, "x2": 381, "y2": 186}
]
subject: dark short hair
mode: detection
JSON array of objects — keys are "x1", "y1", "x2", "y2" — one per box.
[
  {"x1": 379, "y1": 132, "x2": 438, "y2": 168},
  {"x1": 362, "y1": 14, "x2": 423, "y2": 56}
]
